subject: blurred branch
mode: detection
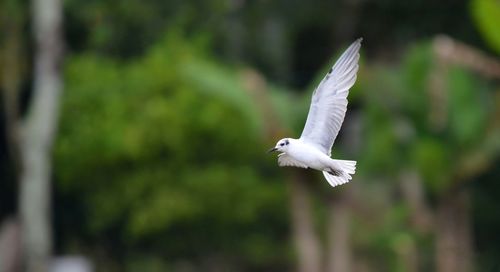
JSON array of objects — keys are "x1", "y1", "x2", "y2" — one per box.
[
  {"x1": 324, "y1": 112, "x2": 361, "y2": 272},
  {"x1": 326, "y1": 189, "x2": 352, "y2": 272},
  {"x1": 399, "y1": 170, "x2": 433, "y2": 234},
  {"x1": 240, "y1": 69, "x2": 285, "y2": 140},
  {"x1": 428, "y1": 42, "x2": 449, "y2": 131},
  {"x1": 436, "y1": 190, "x2": 473, "y2": 272},
  {"x1": 433, "y1": 35, "x2": 500, "y2": 79},
  {"x1": 431, "y1": 35, "x2": 500, "y2": 182},
  {"x1": 289, "y1": 171, "x2": 322, "y2": 272},
  {"x1": 429, "y1": 34, "x2": 500, "y2": 130},
  {"x1": 19, "y1": 0, "x2": 64, "y2": 270},
  {"x1": 241, "y1": 69, "x2": 322, "y2": 272}
]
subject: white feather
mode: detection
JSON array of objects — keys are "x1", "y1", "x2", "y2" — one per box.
[
  {"x1": 323, "y1": 160, "x2": 357, "y2": 187},
  {"x1": 300, "y1": 38, "x2": 362, "y2": 155},
  {"x1": 278, "y1": 153, "x2": 308, "y2": 168}
]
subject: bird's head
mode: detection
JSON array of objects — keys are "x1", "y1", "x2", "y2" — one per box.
[{"x1": 268, "y1": 138, "x2": 291, "y2": 153}]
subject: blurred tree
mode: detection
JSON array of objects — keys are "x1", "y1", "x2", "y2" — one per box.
[
  {"x1": 55, "y1": 33, "x2": 293, "y2": 271},
  {"x1": 344, "y1": 38, "x2": 500, "y2": 271},
  {"x1": 1, "y1": 1, "x2": 499, "y2": 271},
  {"x1": 241, "y1": 69, "x2": 322, "y2": 272},
  {"x1": 17, "y1": 0, "x2": 64, "y2": 271},
  {"x1": 356, "y1": 36, "x2": 499, "y2": 272},
  {"x1": 427, "y1": 36, "x2": 499, "y2": 272}
]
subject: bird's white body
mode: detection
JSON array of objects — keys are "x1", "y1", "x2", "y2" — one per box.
[
  {"x1": 274, "y1": 138, "x2": 357, "y2": 187},
  {"x1": 270, "y1": 38, "x2": 362, "y2": 187},
  {"x1": 281, "y1": 139, "x2": 330, "y2": 170}
]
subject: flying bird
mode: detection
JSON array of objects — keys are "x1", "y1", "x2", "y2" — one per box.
[{"x1": 269, "y1": 38, "x2": 362, "y2": 187}]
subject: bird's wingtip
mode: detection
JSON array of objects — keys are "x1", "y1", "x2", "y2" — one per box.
[{"x1": 356, "y1": 37, "x2": 363, "y2": 43}]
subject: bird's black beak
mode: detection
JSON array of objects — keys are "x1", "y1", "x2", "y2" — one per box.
[{"x1": 267, "y1": 147, "x2": 278, "y2": 153}]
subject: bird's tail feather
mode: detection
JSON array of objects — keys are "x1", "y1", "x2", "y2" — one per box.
[{"x1": 323, "y1": 160, "x2": 356, "y2": 187}]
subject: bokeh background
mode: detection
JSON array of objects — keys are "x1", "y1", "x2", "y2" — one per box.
[{"x1": 1, "y1": 0, "x2": 499, "y2": 271}]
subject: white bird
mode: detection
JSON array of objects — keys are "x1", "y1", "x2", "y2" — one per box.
[{"x1": 269, "y1": 38, "x2": 362, "y2": 187}]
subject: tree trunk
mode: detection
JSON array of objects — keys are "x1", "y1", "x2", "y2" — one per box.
[
  {"x1": 399, "y1": 170, "x2": 433, "y2": 234},
  {"x1": 289, "y1": 171, "x2": 322, "y2": 272},
  {"x1": 398, "y1": 170, "x2": 433, "y2": 272},
  {"x1": 19, "y1": 0, "x2": 63, "y2": 271},
  {"x1": 241, "y1": 69, "x2": 322, "y2": 272},
  {"x1": 326, "y1": 189, "x2": 352, "y2": 272},
  {"x1": 0, "y1": 218, "x2": 21, "y2": 272},
  {"x1": 435, "y1": 189, "x2": 473, "y2": 272}
]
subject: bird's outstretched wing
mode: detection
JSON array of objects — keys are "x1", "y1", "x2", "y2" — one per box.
[
  {"x1": 300, "y1": 38, "x2": 362, "y2": 155},
  {"x1": 278, "y1": 153, "x2": 308, "y2": 168}
]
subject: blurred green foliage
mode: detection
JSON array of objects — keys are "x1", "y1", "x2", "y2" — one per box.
[
  {"x1": 53, "y1": 30, "x2": 499, "y2": 270},
  {"x1": 56, "y1": 33, "x2": 291, "y2": 270},
  {"x1": 1, "y1": 0, "x2": 499, "y2": 271},
  {"x1": 360, "y1": 43, "x2": 497, "y2": 193}
]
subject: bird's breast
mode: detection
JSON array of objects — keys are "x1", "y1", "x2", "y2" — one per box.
[{"x1": 288, "y1": 142, "x2": 330, "y2": 170}]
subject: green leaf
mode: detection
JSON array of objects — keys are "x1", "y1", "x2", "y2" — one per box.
[
  {"x1": 447, "y1": 67, "x2": 487, "y2": 147},
  {"x1": 472, "y1": 0, "x2": 500, "y2": 53},
  {"x1": 412, "y1": 138, "x2": 450, "y2": 192}
]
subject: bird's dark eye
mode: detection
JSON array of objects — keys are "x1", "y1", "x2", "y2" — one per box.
[{"x1": 280, "y1": 143, "x2": 284, "y2": 146}]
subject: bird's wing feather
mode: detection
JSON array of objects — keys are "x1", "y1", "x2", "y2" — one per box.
[
  {"x1": 278, "y1": 153, "x2": 308, "y2": 168},
  {"x1": 300, "y1": 38, "x2": 362, "y2": 155}
]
